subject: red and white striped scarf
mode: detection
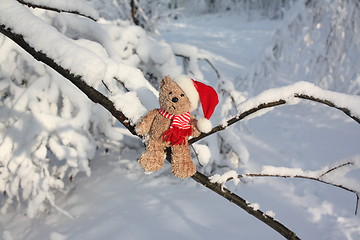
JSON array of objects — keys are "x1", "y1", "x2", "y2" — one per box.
[{"x1": 158, "y1": 109, "x2": 192, "y2": 145}]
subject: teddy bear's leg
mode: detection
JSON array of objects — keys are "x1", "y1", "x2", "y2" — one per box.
[
  {"x1": 138, "y1": 139, "x2": 165, "y2": 173},
  {"x1": 171, "y1": 144, "x2": 196, "y2": 178}
]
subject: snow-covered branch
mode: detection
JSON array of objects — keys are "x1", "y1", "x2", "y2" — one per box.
[
  {"x1": 0, "y1": 24, "x2": 136, "y2": 135},
  {"x1": 190, "y1": 81, "x2": 360, "y2": 143},
  {"x1": 17, "y1": 0, "x2": 99, "y2": 21},
  {"x1": 210, "y1": 156, "x2": 360, "y2": 215}
]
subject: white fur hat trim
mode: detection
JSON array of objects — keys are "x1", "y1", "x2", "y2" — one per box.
[{"x1": 173, "y1": 75, "x2": 199, "y2": 111}]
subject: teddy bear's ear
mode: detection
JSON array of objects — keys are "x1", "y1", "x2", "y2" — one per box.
[{"x1": 160, "y1": 75, "x2": 172, "y2": 88}]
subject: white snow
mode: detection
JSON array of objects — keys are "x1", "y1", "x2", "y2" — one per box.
[
  {"x1": 264, "y1": 211, "x2": 276, "y2": 218},
  {"x1": 110, "y1": 91, "x2": 147, "y2": 124},
  {"x1": 261, "y1": 166, "x2": 313, "y2": 177},
  {"x1": 49, "y1": 232, "x2": 67, "y2": 240},
  {"x1": 0, "y1": 2, "x2": 359, "y2": 240},
  {"x1": 209, "y1": 170, "x2": 240, "y2": 190},
  {"x1": 248, "y1": 202, "x2": 260, "y2": 211},
  {"x1": 234, "y1": 81, "x2": 360, "y2": 122},
  {"x1": 192, "y1": 143, "x2": 212, "y2": 167}
]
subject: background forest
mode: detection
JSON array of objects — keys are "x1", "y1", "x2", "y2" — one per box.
[{"x1": 0, "y1": 0, "x2": 359, "y2": 239}]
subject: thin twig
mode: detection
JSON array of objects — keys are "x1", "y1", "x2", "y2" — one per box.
[
  {"x1": 294, "y1": 94, "x2": 360, "y2": 124},
  {"x1": 319, "y1": 162, "x2": 353, "y2": 178},
  {"x1": 236, "y1": 173, "x2": 359, "y2": 197},
  {"x1": 217, "y1": 159, "x2": 360, "y2": 215},
  {"x1": 215, "y1": 158, "x2": 360, "y2": 215},
  {"x1": 200, "y1": 57, "x2": 221, "y2": 80},
  {"x1": 174, "y1": 53, "x2": 221, "y2": 81}
]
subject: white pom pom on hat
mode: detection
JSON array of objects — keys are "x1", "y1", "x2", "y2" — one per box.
[
  {"x1": 196, "y1": 118, "x2": 213, "y2": 133},
  {"x1": 173, "y1": 75, "x2": 219, "y2": 133}
]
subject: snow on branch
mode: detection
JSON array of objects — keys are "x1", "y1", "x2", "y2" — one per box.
[
  {"x1": 190, "y1": 81, "x2": 360, "y2": 144},
  {"x1": 16, "y1": 0, "x2": 99, "y2": 21},
  {"x1": 210, "y1": 155, "x2": 360, "y2": 215}
]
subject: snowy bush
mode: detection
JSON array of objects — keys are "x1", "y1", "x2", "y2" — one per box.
[{"x1": 0, "y1": 44, "x2": 102, "y2": 217}]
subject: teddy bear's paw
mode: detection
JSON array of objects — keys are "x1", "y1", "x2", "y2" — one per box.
[
  {"x1": 172, "y1": 160, "x2": 196, "y2": 179},
  {"x1": 138, "y1": 155, "x2": 164, "y2": 173},
  {"x1": 135, "y1": 125, "x2": 147, "y2": 136}
]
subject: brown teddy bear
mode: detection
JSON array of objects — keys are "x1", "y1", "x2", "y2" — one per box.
[{"x1": 135, "y1": 75, "x2": 218, "y2": 178}]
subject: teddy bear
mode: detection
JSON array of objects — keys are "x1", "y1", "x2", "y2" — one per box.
[{"x1": 135, "y1": 75, "x2": 218, "y2": 178}]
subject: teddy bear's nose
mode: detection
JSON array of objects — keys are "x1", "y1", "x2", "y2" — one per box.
[{"x1": 172, "y1": 97, "x2": 178, "y2": 103}]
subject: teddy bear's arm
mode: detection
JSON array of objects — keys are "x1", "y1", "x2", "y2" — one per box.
[
  {"x1": 135, "y1": 109, "x2": 158, "y2": 136},
  {"x1": 189, "y1": 115, "x2": 201, "y2": 138}
]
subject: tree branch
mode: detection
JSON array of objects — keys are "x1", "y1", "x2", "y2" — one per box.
[
  {"x1": 242, "y1": 173, "x2": 360, "y2": 215},
  {"x1": 189, "y1": 100, "x2": 287, "y2": 143},
  {"x1": 294, "y1": 93, "x2": 360, "y2": 124},
  {"x1": 191, "y1": 171, "x2": 300, "y2": 240},
  {"x1": 239, "y1": 173, "x2": 358, "y2": 198},
  {"x1": 190, "y1": 92, "x2": 360, "y2": 144},
  {"x1": 318, "y1": 162, "x2": 353, "y2": 178},
  {"x1": 200, "y1": 57, "x2": 221, "y2": 80},
  {"x1": 0, "y1": 22, "x2": 303, "y2": 239},
  {"x1": 216, "y1": 160, "x2": 359, "y2": 215},
  {"x1": 16, "y1": 0, "x2": 98, "y2": 21},
  {"x1": 164, "y1": 149, "x2": 300, "y2": 239}
]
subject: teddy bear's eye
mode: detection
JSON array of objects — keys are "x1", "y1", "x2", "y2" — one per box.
[
  {"x1": 169, "y1": 91, "x2": 172, "y2": 95},
  {"x1": 180, "y1": 94, "x2": 185, "y2": 97}
]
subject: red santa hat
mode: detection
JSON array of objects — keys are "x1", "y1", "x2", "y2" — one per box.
[{"x1": 173, "y1": 75, "x2": 219, "y2": 133}]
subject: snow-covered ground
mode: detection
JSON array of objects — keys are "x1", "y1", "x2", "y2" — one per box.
[{"x1": 1, "y1": 13, "x2": 360, "y2": 240}]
